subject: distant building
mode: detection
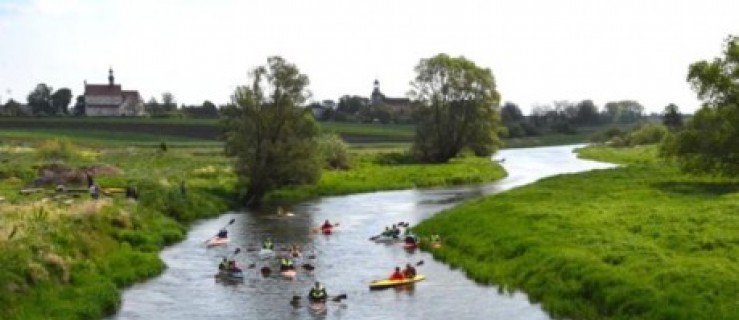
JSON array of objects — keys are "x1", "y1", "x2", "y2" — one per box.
[
  {"x1": 370, "y1": 79, "x2": 413, "y2": 120},
  {"x1": 84, "y1": 68, "x2": 144, "y2": 116}
]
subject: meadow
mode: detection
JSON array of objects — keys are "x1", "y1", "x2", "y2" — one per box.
[
  {"x1": 414, "y1": 145, "x2": 738, "y2": 320},
  {"x1": 0, "y1": 132, "x2": 505, "y2": 319}
]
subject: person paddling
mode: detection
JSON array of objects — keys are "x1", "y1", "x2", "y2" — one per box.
[
  {"x1": 218, "y1": 257, "x2": 228, "y2": 271},
  {"x1": 280, "y1": 257, "x2": 295, "y2": 272},
  {"x1": 308, "y1": 281, "x2": 328, "y2": 302},
  {"x1": 217, "y1": 228, "x2": 228, "y2": 239},
  {"x1": 289, "y1": 245, "x2": 302, "y2": 258},
  {"x1": 403, "y1": 263, "x2": 417, "y2": 278},
  {"x1": 321, "y1": 220, "x2": 333, "y2": 229},
  {"x1": 389, "y1": 266, "x2": 405, "y2": 280},
  {"x1": 263, "y1": 238, "x2": 274, "y2": 250},
  {"x1": 227, "y1": 259, "x2": 241, "y2": 272}
]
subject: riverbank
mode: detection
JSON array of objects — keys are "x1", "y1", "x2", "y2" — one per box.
[
  {"x1": 414, "y1": 144, "x2": 738, "y2": 320},
  {"x1": 0, "y1": 139, "x2": 505, "y2": 319}
]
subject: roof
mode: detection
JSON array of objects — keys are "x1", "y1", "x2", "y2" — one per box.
[
  {"x1": 85, "y1": 84, "x2": 122, "y2": 96},
  {"x1": 122, "y1": 90, "x2": 141, "y2": 99}
]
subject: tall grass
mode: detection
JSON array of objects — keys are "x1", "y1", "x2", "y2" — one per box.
[{"x1": 414, "y1": 145, "x2": 739, "y2": 320}]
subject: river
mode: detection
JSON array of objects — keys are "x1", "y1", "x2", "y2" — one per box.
[{"x1": 110, "y1": 145, "x2": 614, "y2": 320}]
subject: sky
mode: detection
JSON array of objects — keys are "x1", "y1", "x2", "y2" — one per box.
[{"x1": 0, "y1": 0, "x2": 737, "y2": 114}]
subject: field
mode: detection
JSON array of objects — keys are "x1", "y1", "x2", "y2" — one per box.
[
  {"x1": 414, "y1": 145, "x2": 738, "y2": 320},
  {"x1": 0, "y1": 117, "x2": 633, "y2": 148}
]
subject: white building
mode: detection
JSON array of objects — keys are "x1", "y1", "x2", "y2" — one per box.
[{"x1": 84, "y1": 68, "x2": 144, "y2": 116}]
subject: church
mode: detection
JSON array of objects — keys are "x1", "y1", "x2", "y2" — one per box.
[
  {"x1": 84, "y1": 68, "x2": 144, "y2": 116},
  {"x1": 370, "y1": 79, "x2": 414, "y2": 120}
]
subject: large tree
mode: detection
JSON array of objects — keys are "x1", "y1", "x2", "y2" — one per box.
[
  {"x1": 27, "y1": 83, "x2": 54, "y2": 115},
  {"x1": 222, "y1": 56, "x2": 321, "y2": 205},
  {"x1": 51, "y1": 88, "x2": 73, "y2": 114},
  {"x1": 410, "y1": 54, "x2": 502, "y2": 162},
  {"x1": 662, "y1": 35, "x2": 739, "y2": 175}
]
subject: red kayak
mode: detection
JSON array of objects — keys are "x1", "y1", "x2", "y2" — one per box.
[
  {"x1": 403, "y1": 242, "x2": 417, "y2": 249},
  {"x1": 321, "y1": 226, "x2": 332, "y2": 235}
]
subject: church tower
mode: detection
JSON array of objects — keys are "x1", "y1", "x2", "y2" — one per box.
[
  {"x1": 371, "y1": 79, "x2": 383, "y2": 105},
  {"x1": 108, "y1": 67, "x2": 115, "y2": 86}
]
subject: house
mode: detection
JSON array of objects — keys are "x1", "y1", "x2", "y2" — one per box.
[
  {"x1": 370, "y1": 80, "x2": 414, "y2": 120},
  {"x1": 84, "y1": 68, "x2": 144, "y2": 116}
]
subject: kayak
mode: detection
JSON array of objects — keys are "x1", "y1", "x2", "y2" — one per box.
[
  {"x1": 369, "y1": 274, "x2": 426, "y2": 290},
  {"x1": 321, "y1": 226, "x2": 332, "y2": 235},
  {"x1": 280, "y1": 269, "x2": 297, "y2": 278},
  {"x1": 258, "y1": 248, "x2": 274, "y2": 260},
  {"x1": 206, "y1": 236, "x2": 229, "y2": 247},
  {"x1": 370, "y1": 234, "x2": 399, "y2": 243},
  {"x1": 403, "y1": 242, "x2": 418, "y2": 249},
  {"x1": 308, "y1": 301, "x2": 327, "y2": 313},
  {"x1": 216, "y1": 269, "x2": 244, "y2": 280}
]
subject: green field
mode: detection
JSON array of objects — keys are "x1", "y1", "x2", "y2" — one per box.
[
  {"x1": 0, "y1": 117, "x2": 632, "y2": 148},
  {"x1": 414, "y1": 145, "x2": 738, "y2": 320}
]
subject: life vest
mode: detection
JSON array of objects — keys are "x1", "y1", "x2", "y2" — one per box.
[{"x1": 309, "y1": 287, "x2": 327, "y2": 299}]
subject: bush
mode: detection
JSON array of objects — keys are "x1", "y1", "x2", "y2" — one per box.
[
  {"x1": 318, "y1": 133, "x2": 351, "y2": 170},
  {"x1": 628, "y1": 123, "x2": 667, "y2": 145},
  {"x1": 36, "y1": 139, "x2": 79, "y2": 161}
]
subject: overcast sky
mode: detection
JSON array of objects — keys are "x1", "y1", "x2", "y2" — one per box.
[{"x1": 1, "y1": 0, "x2": 737, "y2": 114}]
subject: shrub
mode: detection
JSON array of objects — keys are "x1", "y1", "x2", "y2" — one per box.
[
  {"x1": 36, "y1": 139, "x2": 79, "y2": 161},
  {"x1": 318, "y1": 133, "x2": 351, "y2": 170}
]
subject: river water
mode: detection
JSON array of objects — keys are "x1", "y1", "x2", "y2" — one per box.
[{"x1": 110, "y1": 145, "x2": 614, "y2": 320}]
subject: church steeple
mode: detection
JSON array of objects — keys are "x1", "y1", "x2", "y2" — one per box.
[
  {"x1": 108, "y1": 67, "x2": 114, "y2": 86},
  {"x1": 371, "y1": 79, "x2": 383, "y2": 105}
]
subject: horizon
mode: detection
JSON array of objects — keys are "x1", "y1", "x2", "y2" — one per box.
[{"x1": 1, "y1": 0, "x2": 737, "y2": 114}]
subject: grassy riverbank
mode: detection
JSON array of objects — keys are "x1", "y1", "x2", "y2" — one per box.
[
  {"x1": 0, "y1": 137, "x2": 505, "y2": 319},
  {"x1": 265, "y1": 150, "x2": 506, "y2": 202},
  {"x1": 414, "y1": 145, "x2": 738, "y2": 320}
]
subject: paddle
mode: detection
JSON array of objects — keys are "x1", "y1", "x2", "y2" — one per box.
[
  {"x1": 205, "y1": 218, "x2": 236, "y2": 242},
  {"x1": 290, "y1": 293, "x2": 348, "y2": 304}
]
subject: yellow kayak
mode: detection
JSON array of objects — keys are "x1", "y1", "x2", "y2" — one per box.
[{"x1": 369, "y1": 274, "x2": 426, "y2": 290}]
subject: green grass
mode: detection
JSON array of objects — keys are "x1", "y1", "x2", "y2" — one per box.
[
  {"x1": 414, "y1": 145, "x2": 739, "y2": 320},
  {"x1": 0, "y1": 143, "x2": 234, "y2": 320},
  {"x1": 265, "y1": 152, "x2": 506, "y2": 202},
  {"x1": 576, "y1": 144, "x2": 660, "y2": 165},
  {"x1": 0, "y1": 129, "x2": 219, "y2": 148}
]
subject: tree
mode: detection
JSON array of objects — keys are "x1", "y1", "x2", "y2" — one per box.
[
  {"x1": 500, "y1": 102, "x2": 524, "y2": 123},
  {"x1": 27, "y1": 83, "x2": 54, "y2": 115},
  {"x1": 222, "y1": 56, "x2": 321, "y2": 206},
  {"x1": 603, "y1": 100, "x2": 644, "y2": 123},
  {"x1": 145, "y1": 97, "x2": 161, "y2": 115},
  {"x1": 662, "y1": 103, "x2": 683, "y2": 131},
  {"x1": 662, "y1": 35, "x2": 739, "y2": 175},
  {"x1": 410, "y1": 54, "x2": 502, "y2": 162},
  {"x1": 161, "y1": 92, "x2": 177, "y2": 112},
  {"x1": 51, "y1": 88, "x2": 73, "y2": 114},
  {"x1": 575, "y1": 100, "x2": 599, "y2": 125},
  {"x1": 72, "y1": 95, "x2": 85, "y2": 116},
  {"x1": 2, "y1": 99, "x2": 22, "y2": 116}
]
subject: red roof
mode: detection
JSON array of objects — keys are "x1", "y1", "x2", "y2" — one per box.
[{"x1": 85, "y1": 84, "x2": 121, "y2": 96}]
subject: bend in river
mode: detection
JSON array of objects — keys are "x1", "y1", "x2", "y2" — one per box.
[{"x1": 111, "y1": 145, "x2": 614, "y2": 320}]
